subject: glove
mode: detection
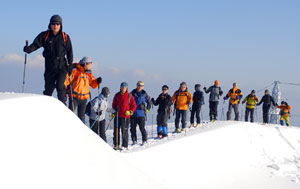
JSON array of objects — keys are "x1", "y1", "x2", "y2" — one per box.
[
  {"x1": 96, "y1": 110, "x2": 102, "y2": 116},
  {"x1": 223, "y1": 96, "x2": 227, "y2": 100},
  {"x1": 242, "y1": 101, "x2": 245, "y2": 104},
  {"x1": 110, "y1": 113, "x2": 115, "y2": 119},
  {"x1": 145, "y1": 109, "x2": 149, "y2": 114},
  {"x1": 23, "y1": 46, "x2": 30, "y2": 53},
  {"x1": 125, "y1": 110, "x2": 133, "y2": 116},
  {"x1": 97, "y1": 77, "x2": 102, "y2": 84},
  {"x1": 151, "y1": 98, "x2": 155, "y2": 103}
]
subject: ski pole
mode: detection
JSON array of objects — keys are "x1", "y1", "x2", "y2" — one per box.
[
  {"x1": 152, "y1": 113, "x2": 154, "y2": 139},
  {"x1": 116, "y1": 111, "x2": 119, "y2": 150},
  {"x1": 22, "y1": 40, "x2": 28, "y2": 93},
  {"x1": 67, "y1": 64, "x2": 74, "y2": 111},
  {"x1": 106, "y1": 117, "x2": 114, "y2": 131}
]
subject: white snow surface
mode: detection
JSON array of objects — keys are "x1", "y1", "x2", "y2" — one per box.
[{"x1": 0, "y1": 93, "x2": 300, "y2": 189}]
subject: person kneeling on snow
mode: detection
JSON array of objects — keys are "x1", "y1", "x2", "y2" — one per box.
[
  {"x1": 172, "y1": 82, "x2": 193, "y2": 133},
  {"x1": 112, "y1": 82, "x2": 137, "y2": 150},
  {"x1": 64, "y1": 56, "x2": 102, "y2": 123},
  {"x1": 276, "y1": 101, "x2": 291, "y2": 126},
  {"x1": 190, "y1": 84, "x2": 204, "y2": 128},
  {"x1": 151, "y1": 85, "x2": 172, "y2": 139},
  {"x1": 242, "y1": 90, "x2": 259, "y2": 123},
  {"x1": 88, "y1": 87, "x2": 114, "y2": 142}
]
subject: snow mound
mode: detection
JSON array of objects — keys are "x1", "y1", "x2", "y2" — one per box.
[{"x1": 0, "y1": 93, "x2": 164, "y2": 189}]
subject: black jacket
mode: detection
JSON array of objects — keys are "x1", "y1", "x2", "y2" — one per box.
[
  {"x1": 153, "y1": 93, "x2": 172, "y2": 115},
  {"x1": 26, "y1": 30, "x2": 73, "y2": 71},
  {"x1": 257, "y1": 94, "x2": 276, "y2": 106},
  {"x1": 192, "y1": 91, "x2": 204, "y2": 107}
]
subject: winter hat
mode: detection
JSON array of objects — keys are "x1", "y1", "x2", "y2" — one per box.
[
  {"x1": 101, "y1": 87, "x2": 110, "y2": 98},
  {"x1": 195, "y1": 84, "x2": 201, "y2": 90},
  {"x1": 265, "y1": 89, "x2": 269, "y2": 93},
  {"x1": 137, "y1": 81, "x2": 144, "y2": 87},
  {"x1": 162, "y1": 85, "x2": 169, "y2": 90},
  {"x1": 251, "y1": 90, "x2": 255, "y2": 94},
  {"x1": 120, "y1": 82, "x2": 128, "y2": 88},
  {"x1": 233, "y1": 82, "x2": 237, "y2": 88},
  {"x1": 180, "y1": 82, "x2": 187, "y2": 86},
  {"x1": 50, "y1": 15, "x2": 62, "y2": 24},
  {"x1": 79, "y1": 56, "x2": 92, "y2": 65},
  {"x1": 214, "y1": 80, "x2": 220, "y2": 86}
]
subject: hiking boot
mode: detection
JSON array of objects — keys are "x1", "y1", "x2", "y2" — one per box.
[
  {"x1": 181, "y1": 128, "x2": 186, "y2": 132},
  {"x1": 175, "y1": 128, "x2": 181, "y2": 133},
  {"x1": 121, "y1": 146, "x2": 128, "y2": 151},
  {"x1": 132, "y1": 141, "x2": 137, "y2": 145},
  {"x1": 162, "y1": 135, "x2": 168, "y2": 139},
  {"x1": 141, "y1": 141, "x2": 148, "y2": 146},
  {"x1": 189, "y1": 123, "x2": 195, "y2": 128},
  {"x1": 195, "y1": 123, "x2": 201, "y2": 128}
]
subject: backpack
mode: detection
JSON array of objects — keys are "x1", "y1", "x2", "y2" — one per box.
[
  {"x1": 43, "y1": 30, "x2": 68, "y2": 46},
  {"x1": 85, "y1": 95, "x2": 102, "y2": 117}
]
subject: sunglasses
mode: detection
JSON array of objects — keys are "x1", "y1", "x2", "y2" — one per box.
[
  {"x1": 51, "y1": 23, "x2": 61, "y2": 26},
  {"x1": 162, "y1": 88, "x2": 168, "y2": 90}
]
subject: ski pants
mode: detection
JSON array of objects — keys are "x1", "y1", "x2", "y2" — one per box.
[
  {"x1": 157, "y1": 126, "x2": 168, "y2": 137},
  {"x1": 190, "y1": 105, "x2": 201, "y2": 124},
  {"x1": 262, "y1": 104, "x2": 271, "y2": 123},
  {"x1": 43, "y1": 68, "x2": 67, "y2": 104},
  {"x1": 113, "y1": 117, "x2": 130, "y2": 148},
  {"x1": 175, "y1": 109, "x2": 187, "y2": 129},
  {"x1": 130, "y1": 117, "x2": 147, "y2": 142},
  {"x1": 227, "y1": 103, "x2": 239, "y2": 121},
  {"x1": 209, "y1": 101, "x2": 219, "y2": 120},
  {"x1": 90, "y1": 119, "x2": 107, "y2": 142},
  {"x1": 280, "y1": 116, "x2": 290, "y2": 126},
  {"x1": 157, "y1": 112, "x2": 169, "y2": 127},
  {"x1": 245, "y1": 108, "x2": 254, "y2": 123},
  {"x1": 69, "y1": 98, "x2": 87, "y2": 123}
]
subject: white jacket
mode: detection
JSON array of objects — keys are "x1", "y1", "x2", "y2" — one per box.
[{"x1": 89, "y1": 94, "x2": 114, "y2": 121}]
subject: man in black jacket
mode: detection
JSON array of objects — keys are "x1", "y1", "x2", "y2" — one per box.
[
  {"x1": 190, "y1": 84, "x2": 204, "y2": 128},
  {"x1": 256, "y1": 89, "x2": 276, "y2": 124},
  {"x1": 151, "y1": 85, "x2": 172, "y2": 138},
  {"x1": 23, "y1": 15, "x2": 73, "y2": 104}
]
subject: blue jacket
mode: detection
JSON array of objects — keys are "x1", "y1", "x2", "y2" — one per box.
[{"x1": 131, "y1": 89, "x2": 151, "y2": 117}]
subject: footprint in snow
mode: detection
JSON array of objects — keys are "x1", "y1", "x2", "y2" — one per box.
[{"x1": 267, "y1": 164, "x2": 280, "y2": 171}]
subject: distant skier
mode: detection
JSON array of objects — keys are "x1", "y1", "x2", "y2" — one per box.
[
  {"x1": 112, "y1": 82, "x2": 137, "y2": 150},
  {"x1": 204, "y1": 80, "x2": 223, "y2": 121},
  {"x1": 256, "y1": 89, "x2": 276, "y2": 124},
  {"x1": 189, "y1": 84, "x2": 204, "y2": 128},
  {"x1": 23, "y1": 15, "x2": 73, "y2": 104},
  {"x1": 64, "y1": 56, "x2": 102, "y2": 123},
  {"x1": 223, "y1": 83, "x2": 243, "y2": 121},
  {"x1": 151, "y1": 85, "x2": 172, "y2": 138},
  {"x1": 172, "y1": 82, "x2": 193, "y2": 133},
  {"x1": 88, "y1": 87, "x2": 113, "y2": 142},
  {"x1": 242, "y1": 90, "x2": 259, "y2": 123},
  {"x1": 276, "y1": 101, "x2": 291, "y2": 126},
  {"x1": 130, "y1": 81, "x2": 151, "y2": 145}
]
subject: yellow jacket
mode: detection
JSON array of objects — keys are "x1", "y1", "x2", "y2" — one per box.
[
  {"x1": 242, "y1": 95, "x2": 259, "y2": 109},
  {"x1": 172, "y1": 89, "x2": 193, "y2": 110},
  {"x1": 64, "y1": 63, "x2": 99, "y2": 100},
  {"x1": 225, "y1": 87, "x2": 243, "y2": 105}
]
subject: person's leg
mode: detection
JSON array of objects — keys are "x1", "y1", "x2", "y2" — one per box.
[
  {"x1": 262, "y1": 106, "x2": 268, "y2": 123},
  {"x1": 227, "y1": 103, "x2": 233, "y2": 120},
  {"x1": 113, "y1": 118, "x2": 120, "y2": 148},
  {"x1": 77, "y1": 99, "x2": 87, "y2": 123},
  {"x1": 234, "y1": 104, "x2": 240, "y2": 121},
  {"x1": 245, "y1": 108, "x2": 249, "y2": 122},
  {"x1": 213, "y1": 101, "x2": 219, "y2": 120},
  {"x1": 130, "y1": 117, "x2": 138, "y2": 143},
  {"x1": 196, "y1": 106, "x2": 201, "y2": 124},
  {"x1": 69, "y1": 97, "x2": 78, "y2": 112},
  {"x1": 175, "y1": 109, "x2": 180, "y2": 130},
  {"x1": 138, "y1": 117, "x2": 147, "y2": 142},
  {"x1": 280, "y1": 117, "x2": 285, "y2": 126},
  {"x1": 99, "y1": 119, "x2": 107, "y2": 142},
  {"x1": 89, "y1": 118, "x2": 98, "y2": 134},
  {"x1": 43, "y1": 70, "x2": 56, "y2": 97},
  {"x1": 250, "y1": 109, "x2": 254, "y2": 123},
  {"x1": 265, "y1": 105, "x2": 271, "y2": 123},
  {"x1": 181, "y1": 110, "x2": 187, "y2": 129},
  {"x1": 209, "y1": 101, "x2": 213, "y2": 121},
  {"x1": 162, "y1": 126, "x2": 168, "y2": 137},
  {"x1": 121, "y1": 118, "x2": 130, "y2": 148},
  {"x1": 56, "y1": 68, "x2": 67, "y2": 104},
  {"x1": 190, "y1": 106, "x2": 195, "y2": 125}
]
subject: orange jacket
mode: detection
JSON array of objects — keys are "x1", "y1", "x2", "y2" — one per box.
[
  {"x1": 172, "y1": 89, "x2": 193, "y2": 110},
  {"x1": 225, "y1": 87, "x2": 243, "y2": 105},
  {"x1": 64, "y1": 63, "x2": 99, "y2": 100},
  {"x1": 277, "y1": 104, "x2": 291, "y2": 117}
]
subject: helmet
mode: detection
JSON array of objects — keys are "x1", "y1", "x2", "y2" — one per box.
[
  {"x1": 101, "y1": 87, "x2": 110, "y2": 98},
  {"x1": 120, "y1": 82, "x2": 128, "y2": 88},
  {"x1": 137, "y1": 81, "x2": 144, "y2": 87}
]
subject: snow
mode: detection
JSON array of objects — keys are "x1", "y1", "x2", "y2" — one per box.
[{"x1": 0, "y1": 93, "x2": 300, "y2": 189}]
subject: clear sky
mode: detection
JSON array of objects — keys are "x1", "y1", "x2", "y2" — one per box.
[{"x1": 0, "y1": 0, "x2": 299, "y2": 124}]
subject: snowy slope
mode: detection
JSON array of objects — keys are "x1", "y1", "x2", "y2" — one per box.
[
  {"x1": 123, "y1": 121, "x2": 300, "y2": 189},
  {"x1": 0, "y1": 93, "x2": 164, "y2": 189},
  {"x1": 0, "y1": 93, "x2": 300, "y2": 189}
]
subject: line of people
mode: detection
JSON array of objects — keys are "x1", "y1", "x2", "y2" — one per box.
[{"x1": 24, "y1": 15, "x2": 292, "y2": 151}]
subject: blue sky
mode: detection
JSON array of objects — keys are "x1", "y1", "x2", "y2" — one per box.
[{"x1": 0, "y1": 0, "x2": 300, "y2": 124}]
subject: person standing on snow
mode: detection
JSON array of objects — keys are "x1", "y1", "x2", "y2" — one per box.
[
  {"x1": 64, "y1": 56, "x2": 102, "y2": 123},
  {"x1": 242, "y1": 90, "x2": 259, "y2": 123},
  {"x1": 172, "y1": 82, "x2": 193, "y2": 133},
  {"x1": 223, "y1": 83, "x2": 243, "y2": 121},
  {"x1": 130, "y1": 81, "x2": 151, "y2": 145},
  {"x1": 151, "y1": 85, "x2": 172, "y2": 139},
  {"x1": 276, "y1": 101, "x2": 291, "y2": 126},
  {"x1": 23, "y1": 15, "x2": 73, "y2": 104},
  {"x1": 189, "y1": 84, "x2": 204, "y2": 128},
  {"x1": 89, "y1": 87, "x2": 113, "y2": 142},
  {"x1": 256, "y1": 89, "x2": 276, "y2": 124},
  {"x1": 203, "y1": 80, "x2": 223, "y2": 121},
  {"x1": 112, "y1": 82, "x2": 137, "y2": 150}
]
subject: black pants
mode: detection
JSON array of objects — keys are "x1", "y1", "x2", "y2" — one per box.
[
  {"x1": 190, "y1": 105, "x2": 201, "y2": 124},
  {"x1": 263, "y1": 104, "x2": 271, "y2": 123},
  {"x1": 157, "y1": 112, "x2": 169, "y2": 126},
  {"x1": 227, "y1": 103, "x2": 239, "y2": 121},
  {"x1": 90, "y1": 119, "x2": 107, "y2": 142},
  {"x1": 175, "y1": 109, "x2": 187, "y2": 129},
  {"x1": 130, "y1": 117, "x2": 147, "y2": 142},
  {"x1": 113, "y1": 117, "x2": 130, "y2": 148},
  {"x1": 69, "y1": 98, "x2": 87, "y2": 123},
  {"x1": 209, "y1": 101, "x2": 219, "y2": 121},
  {"x1": 245, "y1": 108, "x2": 254, "y2": 123},
  {"x1": 43, "y1": 68, "x2": 67, "y2": 104}
]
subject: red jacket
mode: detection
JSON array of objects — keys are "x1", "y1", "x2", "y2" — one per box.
[{"x1": 112, "y1": 91, "x2": 137, "y2": 118}]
